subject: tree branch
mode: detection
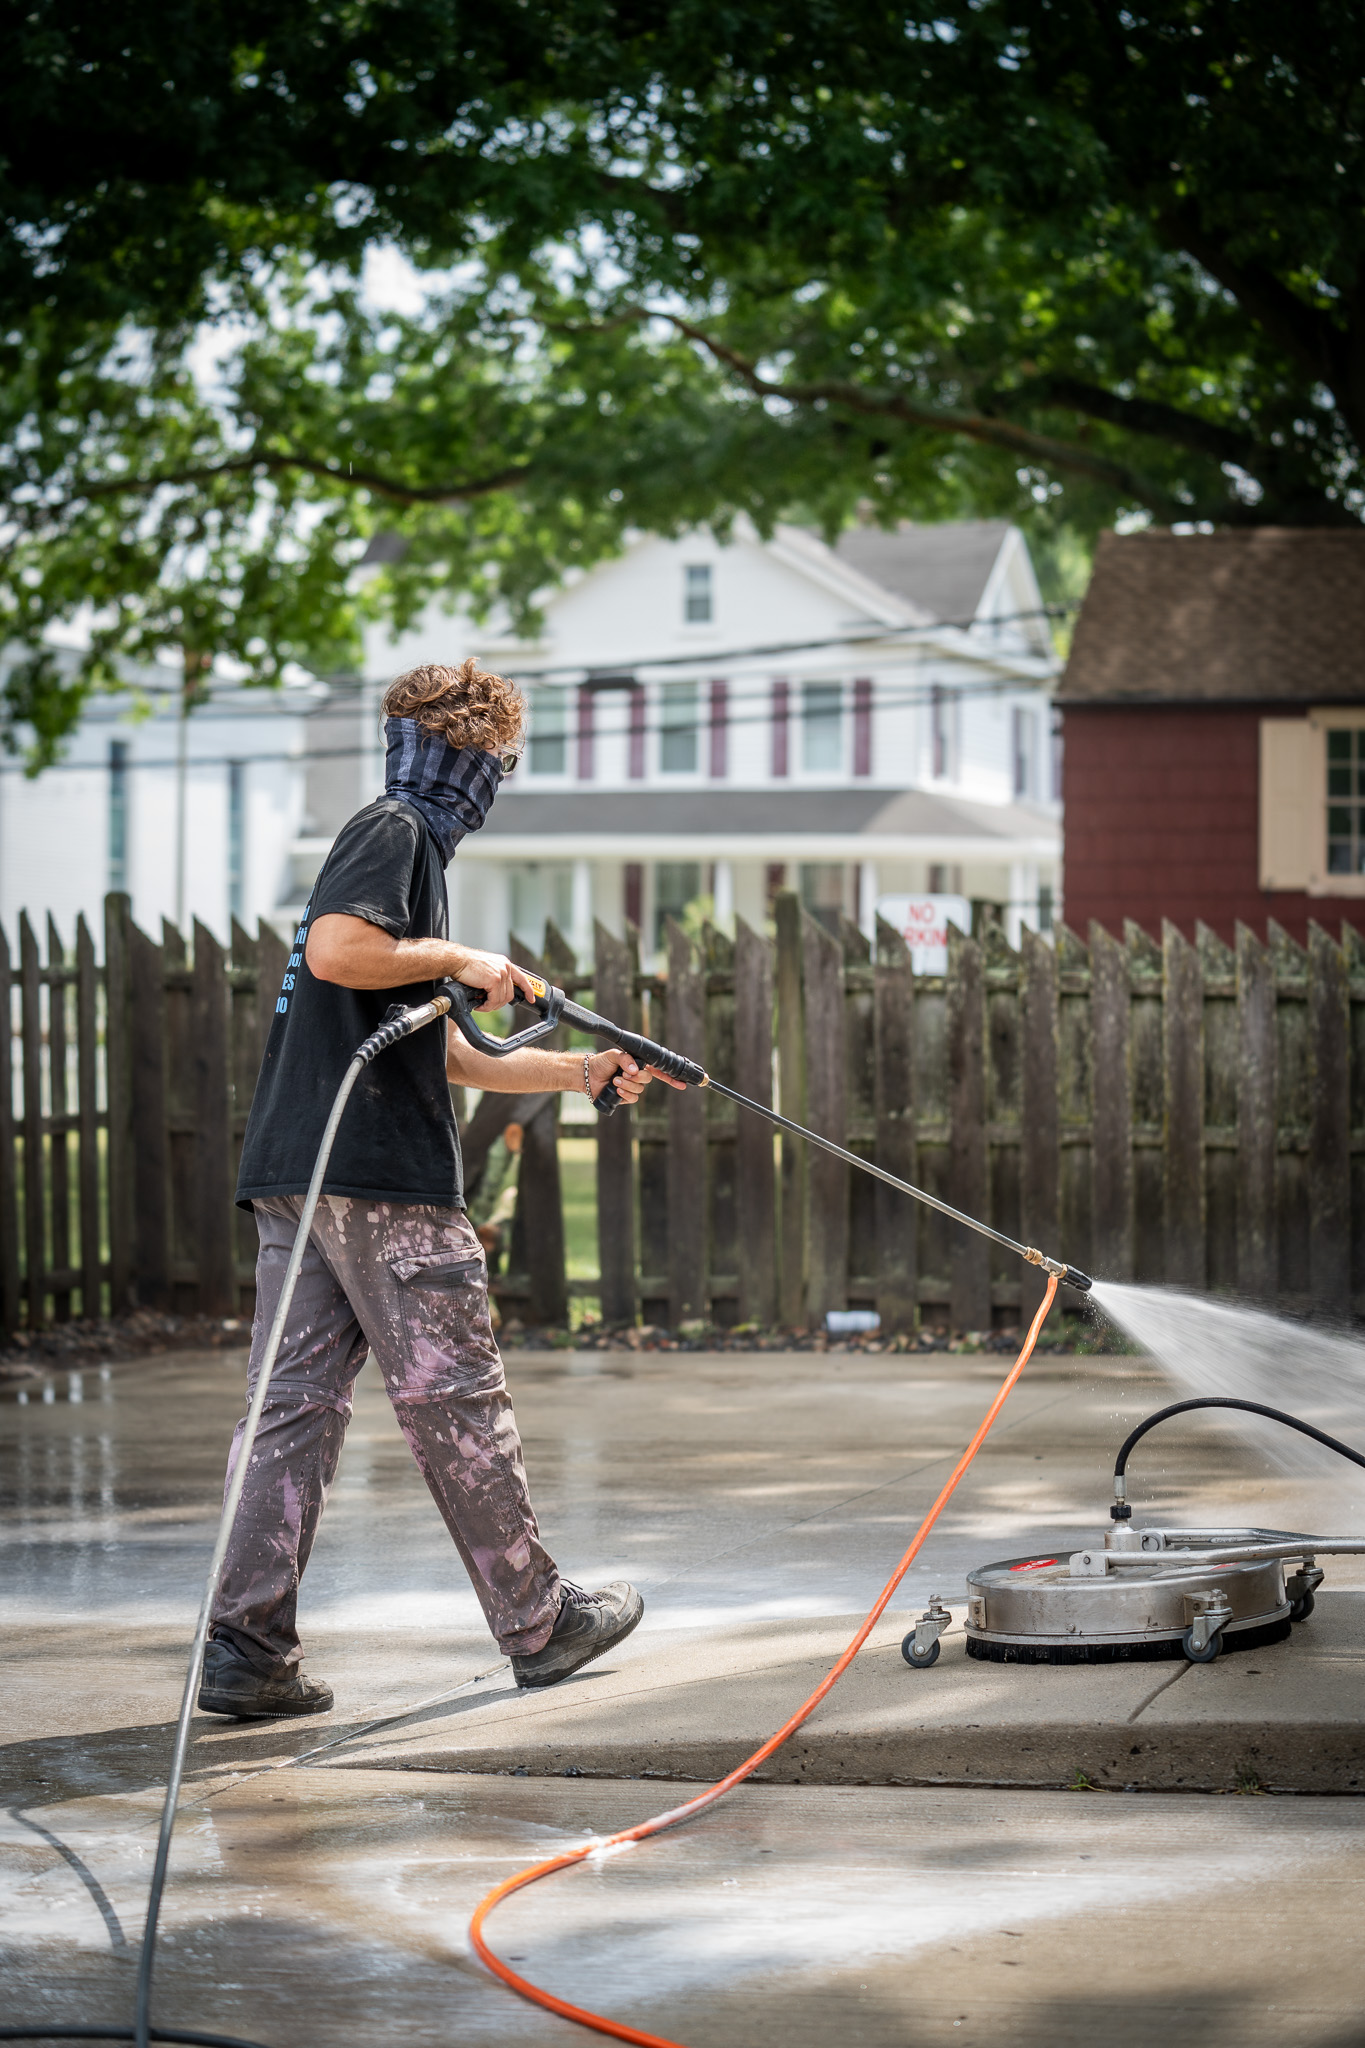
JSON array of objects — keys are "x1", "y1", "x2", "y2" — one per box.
[
  {"x1": 641, "y1": 310, "x2": 1188, "y2": 516},
  {"x1": 1004, "y1": 373, "x2": 1259, "y2": 468},
  {"x1": 48, "y1": 449, "x2": 532, "y2": 514}
]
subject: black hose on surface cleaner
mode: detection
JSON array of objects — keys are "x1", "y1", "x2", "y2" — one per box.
[
  {"x1": 1113, "y1": 1396, "x2": 1365, "y2": 1518},
  {"x1": 1, "y1": 992, "x2": 454, "y2": 2048}
]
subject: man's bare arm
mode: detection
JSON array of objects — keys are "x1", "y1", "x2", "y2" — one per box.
[
  {"x1": 306, "y1": 911, "x2": 536, "y2": 1009},
  {"x1": 446, "y1": 1027, "x2": 683, "y2": 1104},
  {"x1": 305, "y1": 911, "x2": 684, "y2": 1105}
]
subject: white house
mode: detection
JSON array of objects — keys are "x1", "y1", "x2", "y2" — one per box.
[
  {"x1": 344, "y1": 517, "x2": 1062, "y2": 960},
  {"x1": 2, "y1": 517, "x2": 1062, "y2": 962},
  {"x1": 0, "y1": 667, "x2": 318, "y2": 948}
]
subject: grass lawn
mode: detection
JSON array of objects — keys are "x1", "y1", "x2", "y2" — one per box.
[{"x1": 558, "y1": 1138, "x2": 600, "y2": 1323}]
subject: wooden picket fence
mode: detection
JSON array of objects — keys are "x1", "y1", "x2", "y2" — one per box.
[
  {"x1": 3, "y1": 894, "x2": 1363, "y2": 1338},
  {"x1": 0, "y1": 896, "x2": 286, "y2": 1334}
]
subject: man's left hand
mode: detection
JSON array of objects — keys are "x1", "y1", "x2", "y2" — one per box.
[{"x1": 587, "y1": 1049, "x2": 688, "y2": 1106}]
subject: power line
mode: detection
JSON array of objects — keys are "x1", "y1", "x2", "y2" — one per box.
[
  {"x1": 5, "y1": 595, "x2": 1066, "y2": 708},
  {"x1": 479, "y1": 601, "x2": 1070, "y2": 679},
  {"x1": 0, "y1": 666, "x2": 1061, "y2": 777}
]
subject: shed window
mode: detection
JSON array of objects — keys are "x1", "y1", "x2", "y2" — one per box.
[{"x1": 1326, "y1": 729, "x2": 1365, "y2": 876}]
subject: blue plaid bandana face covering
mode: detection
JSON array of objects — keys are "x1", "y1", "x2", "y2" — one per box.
[{"x1": 383, "y1": 716, "x2": 504, "y2": 862}]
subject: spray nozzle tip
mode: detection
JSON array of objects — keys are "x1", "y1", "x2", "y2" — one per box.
[{"x1": 1063, "y1": 1265, "x2": 1093, "y2": 1293}]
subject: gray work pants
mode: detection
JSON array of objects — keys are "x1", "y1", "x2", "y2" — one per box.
[{"x1": 210, "y1": 1195, "x2": 560, "y2": 1673}]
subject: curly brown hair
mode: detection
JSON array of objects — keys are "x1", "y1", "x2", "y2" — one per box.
[{"x1": 380, "y1": 659, "x2": 525, "y2": 757}]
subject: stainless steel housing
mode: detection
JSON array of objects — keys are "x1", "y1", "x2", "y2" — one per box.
[{"x1": 961, "y1": 1526, "x2": 1330, "y2": 1661}]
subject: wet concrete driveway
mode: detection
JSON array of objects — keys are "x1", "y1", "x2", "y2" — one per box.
[{"x1": 4, "y1": 1345, "x2": 1365, "y2": 2043}]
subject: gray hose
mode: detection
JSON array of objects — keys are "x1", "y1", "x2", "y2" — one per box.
[
  {"x1": 0, "y1": 993, "x2": 452, "y2": 2048},
  {"x1": 131, "y1": 992, "x2": 451, "y2": 2046}
]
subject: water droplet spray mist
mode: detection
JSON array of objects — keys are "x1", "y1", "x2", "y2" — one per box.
[{"x1": 1089, "y1": 1280, "x2": 1365, "y2": 1477}]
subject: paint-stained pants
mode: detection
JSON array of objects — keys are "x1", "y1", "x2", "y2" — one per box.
[{"x1": 209, "y1": 1196, "x2": 560, "y2": 1673}]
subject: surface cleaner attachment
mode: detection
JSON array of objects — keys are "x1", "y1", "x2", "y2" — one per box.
[{"x1": 943, "y1": 1394, "x2": 1365, "y2": 1668}]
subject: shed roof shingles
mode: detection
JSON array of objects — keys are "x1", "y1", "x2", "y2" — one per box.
[{"x1": 1058, "y1": 528, "x2": 1365, "y2": 706}]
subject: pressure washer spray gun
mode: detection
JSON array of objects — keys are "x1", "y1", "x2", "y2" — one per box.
[{"x1": 442, "y1": 973, "x2": 1093, "y2": 1295}]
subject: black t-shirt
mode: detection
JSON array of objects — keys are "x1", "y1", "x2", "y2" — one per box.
[{"x1": 235, "y1": 798, "x2": 463, "y2": 1210}]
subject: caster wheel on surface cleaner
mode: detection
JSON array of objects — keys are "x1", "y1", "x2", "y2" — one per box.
[
  {"x1": 1290, "y1": 1591, "x2": 1316, "y2": 1622},
  {"x1": 902, "y1": 1633, "x2": 941, "y2": 1668},
  {"x1": 1180, "y1": 1627, "x2": 1222, "y2": 1664}
]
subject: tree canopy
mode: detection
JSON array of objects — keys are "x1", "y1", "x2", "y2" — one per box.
[{"x1": 4, "y1": 1, "x2": 1362, "y2": 758}]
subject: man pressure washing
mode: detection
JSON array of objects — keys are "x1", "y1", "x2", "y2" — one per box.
[{"x1": 199, "y1": 660, "x2": 679, "y2": 1720}]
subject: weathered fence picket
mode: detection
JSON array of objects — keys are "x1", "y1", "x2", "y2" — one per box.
[
  {"x1": 873, "y1": 915, "x2": 917, "y2": 1333},
  {"x1": 3, "y1": 894, "x2": 1364, "y2": 1341},
  {"x1": 593, "y1": 919, "x2": 638, "y2": 1327},
  {"x1": 1235, "y1": 922, "x2": 1277, "y2": 1305},
  {"x1": 734, "y1": 917, "x2": 777, "y2": 1326},
  {"x1": 46, "y1": 918, "x2": 70, "y2": 1321},
  {"x1": 75, "y1": 915, "x2": 101, "y2": 1320}
]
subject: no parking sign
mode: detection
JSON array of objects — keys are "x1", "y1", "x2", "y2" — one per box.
[{"x1": 875, "y1": 893, "x2": 972, "y2": 975}]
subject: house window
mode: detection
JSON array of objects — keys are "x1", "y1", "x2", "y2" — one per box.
[
  {"x1": 227, "y1": 760, "x2": 244, "y2": 922},
  {"x1": 108, "y1": 740, "x2": 129, "y2": 894},
  {"x1": 1038, "y1": 883, "x2": 1055, "y2": 933},
  {"x1": 802, "y1": 681, "x2": 842, "y2": 773},
  {"x1": 1012, "y1": 707, "x2": 1035, "y2": 800},
  {"x1": 660, "y1": 681, "x2": 700, "y2": 773},
  {"x1": 684, "y1": 564, "x2": 712, "y2": 623},
  {"x1": 930, "y1": 685, "x2": 958, "y2": 780},
  {"x1": 1327, "y1": 728, "x2": 1365, "y2": 876},
  {"x1": 527, "y1": 686, "x2": 569, "y2": 774}
]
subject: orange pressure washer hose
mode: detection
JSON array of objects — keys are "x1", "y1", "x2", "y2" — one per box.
[{"x1": 469, "y1": 1271, "x2": 1059, "y2": 2046}]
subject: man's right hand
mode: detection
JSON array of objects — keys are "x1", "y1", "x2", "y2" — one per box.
[
  {"x1": 308, "y1": 916, "x2": 543, "y2": 1003},
  {"x1": 448, "y1": 947, "x2": 540, "y2": 1011}
]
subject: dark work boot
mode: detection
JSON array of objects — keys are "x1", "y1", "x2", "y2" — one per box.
[
  {"x1": 198, "y1": 1636, "x2": 334, "y2": 1720},
  {"x1": 510, "y1": 1580, "x2": 644, "y2": 1690}
]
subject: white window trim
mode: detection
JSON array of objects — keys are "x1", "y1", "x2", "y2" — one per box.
[{"x1": 1260, "y1": 708, "x2": 1365, "y2": 897}]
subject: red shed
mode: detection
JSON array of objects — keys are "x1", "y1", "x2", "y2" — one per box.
[{"x1": 1059, "y1": 528, "x2": 1365, "y2": 945}]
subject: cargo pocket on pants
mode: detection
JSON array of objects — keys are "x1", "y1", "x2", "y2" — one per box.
[
  {"x1": 390, "y1": 1253, "x2": 485, "y2": 1290},
  {"x1": 387, "y1": 1249, "x2": 501, "y2": 1397}
]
